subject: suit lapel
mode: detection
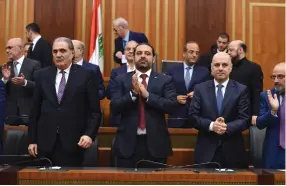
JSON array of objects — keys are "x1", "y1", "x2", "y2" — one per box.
[
  {"x1": 220, "y1": 80, "x2": 235, "y2": 115},
  {"x1": 188, "y1": 65, "x2": 198, "y2": 91},
  {"x1": 147, "y1": 71, "x2": 158, "y2": 92},
  {"x1": 60, "y1": 64, "x2": 78, "y2": 105},
  {"x1": 47, "y1": 66, "x2": 58, "y2": 106},
  {"x1": 178, "y1": 63, "x2": 188, "y2": 93},
  {"x1": 207, "y1": 81, "x2": 219, "y2": 116},
  {"x1": 18, "y1": 57, "x2": 28, "y2": 76}
]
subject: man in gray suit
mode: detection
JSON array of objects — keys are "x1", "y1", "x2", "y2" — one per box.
[{"x1": 1, "y1": 38, "x2": 41, "y2": 125}]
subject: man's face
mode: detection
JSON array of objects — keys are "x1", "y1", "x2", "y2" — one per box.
[
  {"x1": 6, "y1": 40, "x2": 22, "y2": 61},
  {"x1": 124, "y1": 42, "x2": 138, "y2": 62},
  {"x1": 216, "y1": 37, "x2": 228, "y2": 51},
  {"x1": 52, "y1": 41, "x2": 74, "y2": 69},
  {"x1": 134, "y1": 45, "x2": 154, "y2": 72},
  {"x1": 72, "y1": 41, "x2": 83, "y2": 60},
  {"x1": 113, "y1": 24, "x2": 124, "y2": 38},
  {"x1": 24, "y1": 45, "x2": 30, "y2": 56},
  {"x1": 25, "y1": 29, "x2": 32, "y2": 41},
  {"x1": 211, "y1": 55, "x2": 232, "y2": 82},
  {"x1": 227, "y1": 43, "x2": 240, "y2": 62},
  {"x1": 183, "y1": 43, "x2": 200, "y2": 65},
  {"x1": 271, "y1": 65, "x2": 285, "y2": 93}
]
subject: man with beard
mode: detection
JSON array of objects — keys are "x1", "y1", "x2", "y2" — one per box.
[
  {"x1": 166, "y1": 41, "x2": 209, "y2": 128},
  {"x1": 106, "y1": 40, "x2": 138, "y2": 127},
  {"x1": 256, "y1": 62, "x2": 285, "y2": 169},
  {"x1": 189, "y1": 52, "x2": 250, "y2": 168},
  {"x1": 110, "y1": 43, "x2": 177, "y2": 168},
  {"x1": 28, "y1": 37, "x2": 101, "y2": 167}
]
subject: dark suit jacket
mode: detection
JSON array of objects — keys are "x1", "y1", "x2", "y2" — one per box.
[
  {"x1": 166, "y1": 64, "x2": 209, "y2": 128},
  {"x1": 27, "y1": 37, "x2": 52, "y2": 68},
  {"x1": 110, "y1": 71, "x2": 177, "y2": 158},
  {"x1": 28, "y1": 64, "x2": 101, "y2": 152},
  {"x1": 0, "y1": 57, "x2": 41, "y2": 124},
  {"x1": 82, "y1": 60, "x2": 105, "y2": 100},
  {"x1": 189, "y1": 80, "x2": 250, "y2": 168},
  {"x1": 113, "y1": 31, "x2": 148, "y2": 64},
  {"x1": 106, "y1": 65, "x2": 128, "y2": 127},
  {"x1": 256, "y1": 89, "x2": 284, "y2": 168},
  {"x1": 0, "y1": 81, "x2": 5, "y2": 143}
]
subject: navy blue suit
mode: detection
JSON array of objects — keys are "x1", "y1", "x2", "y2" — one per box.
[
  {"x1": 114, "y1": 31, "x2": 148, "y2": 64},
  {"x1": 166, "y1": 63, "x2": 209, "y2": 128},
  {"x1": 106, "y1": 65, "x2": 128, "y2": 127},
  {"x1": 0, "y1": 80, "x2": 5, "y2": 152},
  {"x1": 189, "y1": 80, "x2": 250, "y2": 168},
  {"x1": 256, "y1": 89, "x2": 285, "y2": 169},
  {"x1": 82, "y1": 61, "x2": 105, "y2": 100}
]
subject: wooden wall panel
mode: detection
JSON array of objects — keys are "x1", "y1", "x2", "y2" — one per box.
[
  {"x1": 186, "y1": 0, "x2": 227, "y2": 54},
  {"x1": 75, "y1": 0, "x2": 186, "y2": 77},
  {"x1": 0, "y1": 0, "x2": 34, "y2": 64},
  {"x1": 226, "y1": 0, "x2": 285, "y2": 90}
]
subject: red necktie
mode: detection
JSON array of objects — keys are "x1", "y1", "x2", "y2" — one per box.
[{"x1": 139, "y1": 74, "x2": 148, "y2": 130}]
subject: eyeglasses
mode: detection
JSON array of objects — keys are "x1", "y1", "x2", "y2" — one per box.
[{"x1": 270, "y1": 74, "x2": 285, "y2": 80}]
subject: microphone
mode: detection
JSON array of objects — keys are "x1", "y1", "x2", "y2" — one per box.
[
  {"x1": 134, "y1": 159, "x2": 173, "y2": 171},
  {"x1": 0, "y1": 154, "x2": 52, "y2": 168}
]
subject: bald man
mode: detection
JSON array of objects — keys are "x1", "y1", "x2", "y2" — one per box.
[
  {"x1": 189, "y1": 52, "x2": 250, "y2": 168},
  {"x1": 257, "y1": 62, "x2": 285, "y2": 169},
  {"x1": 228, "y1": 40, "x2": 263, "y2": 126},
  {"x1": 113, "y1": 17, "x2": 148, "y2": 65},
  {"x1": 1, "y1": 38, "x2": 41, "y2": 125},
  {"x1": 72, "y1": 40, "x2": 105, "y2": 100}
]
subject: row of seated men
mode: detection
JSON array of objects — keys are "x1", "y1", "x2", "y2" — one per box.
[{"x1": 0, "y1": 22, "x2": 284, "y2": 170}]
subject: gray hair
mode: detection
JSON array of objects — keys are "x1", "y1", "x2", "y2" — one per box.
[
  {"x1": 113, "y1": 17, "x2": 128, "y2": 28},
  {"x1": 53, "y1": 37, "x2": 74, "y2": 51}
]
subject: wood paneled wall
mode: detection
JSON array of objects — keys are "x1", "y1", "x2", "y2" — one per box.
[
  {"x1": 226, "y1": 0, "x2": 285, "y2": 90},
  {"x1": 0, "y1": 0, "x2": 34, "y2": 64},
  {"x1": 74, "y1": 0, "x2": 186, "y2": 77}
]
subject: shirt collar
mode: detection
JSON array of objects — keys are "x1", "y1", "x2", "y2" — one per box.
[
  {"x1": 183, "y1": 62, "x2": 194, "y2": 69},
  {"x1": 214, "y1": 78, "x2": 229, "y2": 88},
  {"x1": 123, "y1": 30, "x2": 130, "y2": 42},
  {"x1": 217, "y1": 48, "x2": 227, "y2": 53},
  {"x1": 14, "y1": 55, "x2": 25, "y2": 64},
  {"x1": 126, "y1": 63, "x2": 135, "y2": 73},
  {"x1": 32, "y1": 35, "x2": 41, "y2": 45},
  {"x1": 74, "y1": 58, "x2": 84, "y2": 66},
  {"x1": 57, "y1": 63, "x2": 72, "y2": 75},
  {"x1": 136, "y1": 68, "x2": 152, "y2": 79}
]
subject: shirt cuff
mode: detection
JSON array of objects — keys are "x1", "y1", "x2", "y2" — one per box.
[
  {"x1": 209, "y1": 121, "x2": 214, "y2": 131},
  {"x1": 1, "y1": 77, "x2": 8, "y2": 84},
  {"x1": 271, "y1": 110, "x2": 278, "y2": 117},
  {"x1": 130, "y1": 91, "x2": 138, "y2": 102},
  {"x1": 23, "y1": 79, "x2": 27, "y2": 87}
]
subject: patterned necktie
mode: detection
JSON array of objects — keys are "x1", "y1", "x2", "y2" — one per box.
[
  {"x1": 57, "y1": 70, "x2": 66, "y2": 104},
  {"x1": 279, "y1": 94, "x2": 285, "y2": 149},
  {"x1": 216, "y1": 84, "x2": 224, "y2": 114},
  {"x1": 13, "y1": 61, "x2": 19, "y2": 77},
  {"x1": 185, "y1": 66, "x2": 192, "y2": 90},
  {"x1": 123, "y1": 40, "x2": 127, "y2": 49},
  {"x1": 139, "y1": 74, "x2": 148, "y2": 130}
]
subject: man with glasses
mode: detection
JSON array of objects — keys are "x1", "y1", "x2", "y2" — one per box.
[
  {"x1": 257, "y1": 62, "x2": 285, "y2": 169},
  {"x1": 113, "y1": 17, "x2": 148, "y2": 65}
]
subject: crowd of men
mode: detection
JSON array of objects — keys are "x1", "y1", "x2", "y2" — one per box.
[{"x1": 0, "y1": 18, "x2": 284, "y2": 169}]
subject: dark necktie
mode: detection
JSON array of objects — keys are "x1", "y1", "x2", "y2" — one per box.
[
  {"x1": 28, "y1": 43, "x2": 34, "y2": 55},
  {"x1": 216, "y1": 84, "x2": 224, "y2": 114},
  {"x1": 13, "y1": 61, "x2": 19, "y2": 77},
  {"x1": 185, "y1": 66, "x2": 192, "y2": 90},
  {"x1": 57, "y1": 71, "x2": 66, "y2": 104},
  {"x1": 139, "y1": 74, "x2": 148, "y2": 130},
  {"x1": 280, "y1": 94, "x2": 285, "y2": 149}
]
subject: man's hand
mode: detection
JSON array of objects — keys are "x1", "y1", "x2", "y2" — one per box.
[
  {"x1": 213, "y1": 117, "x2": 227, "y2": 135},
  {"x1": 115, "y1": 51, "x2": 123, "y2": 59},
  {"x1": 267, "y1": 90, "x2": 279, "y2": 113},
  {"x1": 139, "y1": 83, "x2": 149, "y2": 98},
  {"x1": 132, "y1": 73, "x2": 140, "y2": 94},
  {"x1": 2, "y1": 63, "x2": 11, "y2": 80},
  {"x1": 177, "y1": 95, "x2": 188, "y2": 104},
  {"x1": 28, "y1": 144, "x2": 38, "y2": 157},
  {"x1": 78, "y1": 135, "x2": 92, "y2": 148},
  {"x1": 251, "y1": 115, "x2": 257, "y2": 125},
  {"x1": 187, "y1": 91, "x2": 194, "y2": 99},
  {"x1": 12, "y1": 73, "x2": 25, "y2": 86}
]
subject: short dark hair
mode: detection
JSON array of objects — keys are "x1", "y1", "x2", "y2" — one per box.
[
  {"x1": 240, "y1": 43, "x2": 247, "y2": 52},
  {"x1": 133, "y1": 43, "x2": 155, "y2": 57},
  {"x1": 183, "y1": 41, "x2": 199, "y2": 52},
  {"x1": 26, "y1": 23, "x2": 40, "y2": 33},
  {"x1": 217, "y1": 32, "x2": 229, "y2": 42}
]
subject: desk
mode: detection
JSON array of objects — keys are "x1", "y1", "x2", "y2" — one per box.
[
  {"x1": 18, "y1": 168, "x2": 258, "y2": 185},
  {"x1": 264, "y1": 169, "x2": 286, "y2": 185}
]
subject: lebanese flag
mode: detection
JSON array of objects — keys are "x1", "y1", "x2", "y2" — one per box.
[{"x1": 88, "y1": 0, "x2": 104, "y2": 74}]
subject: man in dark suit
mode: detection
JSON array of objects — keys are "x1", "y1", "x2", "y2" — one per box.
[
  {"x1": 72, "y1": 40, "x2": 105, "y2": 100},
  {"x1": 26, "y1": 23, "x2": 53, "y2": 68},
  {"x1": 106, "y1": 40, "x2": 138, "y2": 127},
  {"x1": 28, "y1": 37, "x2": 102, "y2": 167},
  {"x1": 166, "y1": 41, "x2": 209, "y2": 128},
  {"x1": 110, "y1": 43, "x2": 177, "y2": 168},
  {"x1": 113, "y1": 18, "x2": 148, "y2": 65},
  {"x1": 0, "y1": 80, "x2": 5, "y2": 152},
  {"x1": 1, "y1": 38, "x2": 41, "y2": 125},
  {"x1": 198, "y1": 33, "x2": 229, "y2": 72},
  {"x1": 257, "y1": 62, "x2": 285, "y2": 169},
  {"x1": 189, "y1": 52, "x2": 250, "y2": 168}
]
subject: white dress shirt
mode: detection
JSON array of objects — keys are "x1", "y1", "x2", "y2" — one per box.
[
  {"x1": 32, "y1": 35, "x2": 41, "y2": 51},
  {"x1": 74, "y1": 58, "x2": 84, "y2": 66},
  {"x1": 126, "y1": 63, "x2": 135, "y2": 73},
  {"x1": 55, "y1": 64, "x2": 72, "y2": 94},
  {"x1": 209, "y1": 79, "x2": 229, "y2": 131}
]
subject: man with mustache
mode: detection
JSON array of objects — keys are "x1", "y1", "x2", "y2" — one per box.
[
  {"x1": 28, "y1": 37, "x2": 101, "y2": 167},
  {"x1": 256, "y1": 62, "x2": 285, "y2": 169},
  {"x1": 110, "y1": 43, "x2": 177, "y2": 168},
  {"x1": 166, "y1": 41, "x2": 209, "y2": 128},
  {"x1": 189, "y1": 52, "x2": 250, "y2": 168}
]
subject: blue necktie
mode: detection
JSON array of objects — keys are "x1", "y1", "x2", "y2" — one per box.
[
  {"x1": 185, "y1": 66, "x2": 192, "y2": 90},
  {"x1": 216, "y1": 84, "x2": 224, "y2": 114},
  {"x1": 123, "y1": 40, "x2": 127, "y2": 49}
]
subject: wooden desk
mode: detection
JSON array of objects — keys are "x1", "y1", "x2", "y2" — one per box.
[
  {"x1": 18, "y1": 168, "x2": 259, "y2": 185},
  {"x1": 264, "y1": 170, "x2": 285, "y2": 185}
]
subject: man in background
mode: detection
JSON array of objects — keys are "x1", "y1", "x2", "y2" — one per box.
[
  {"x1": 113, "y1": 17, "x2": 148, "y2": 65},
  {"x1": 24, "y1": 42, "x2": 32, "y2": 57},
  {"x1": 256, "y1": 62, "x2": 285, "y2": 169},
  {"x1": 72, "y1": 40, "x2": 105, "y2": 100},
  {"x1": 26, "y1": 23, "x2": 53, "y2": 68},
  {"x1": 166, "y1": 41, "x2": 209, "y2": 128}
]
